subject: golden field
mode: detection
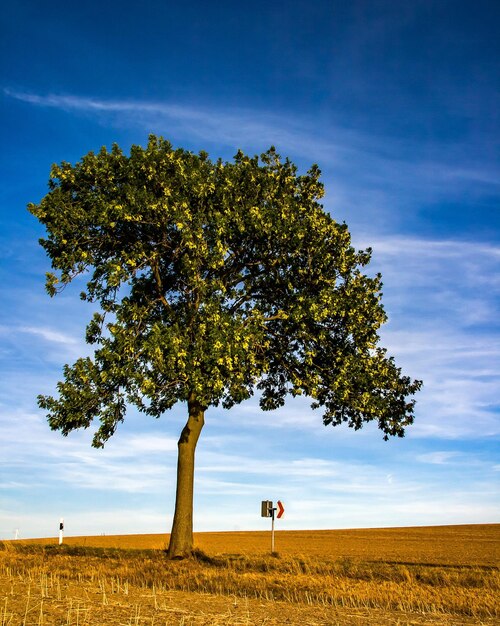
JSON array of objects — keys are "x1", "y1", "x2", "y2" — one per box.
[{"x1": 1, "y1": 524, "x2": 498, "y2": 625}]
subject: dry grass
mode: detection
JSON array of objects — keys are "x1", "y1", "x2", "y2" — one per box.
[
  {"x1": 20, "y1": 523, "x2": 500, "y2": 566},
  {"x1": 1, "y1": 524, "x2": 498, "y2": 625}
]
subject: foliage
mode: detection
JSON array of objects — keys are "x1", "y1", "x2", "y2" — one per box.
[{"x1": 29, "y1": 135, "x2": 421, "y2": 446}]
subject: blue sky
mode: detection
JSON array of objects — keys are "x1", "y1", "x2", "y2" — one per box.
[{"x1": 1, "y1": 0, "x2": 499, "y2": 540}]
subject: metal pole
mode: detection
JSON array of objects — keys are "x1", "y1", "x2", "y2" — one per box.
[{"x1": 271, "y1": 508, "x2": 275, "y2": 552}]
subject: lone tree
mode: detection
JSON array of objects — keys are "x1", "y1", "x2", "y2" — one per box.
[{"x1": 29, "y1": 136, "x2": 421, "y2": 558}]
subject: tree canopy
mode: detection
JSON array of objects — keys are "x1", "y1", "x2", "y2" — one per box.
[{"x1": 29, "y1": 136, "x2": 421, "y2": 556}]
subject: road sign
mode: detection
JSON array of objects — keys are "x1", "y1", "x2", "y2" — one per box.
[
  {"x1": 261, "y1": 499, "x2": 284, "y2": 552},
  {"x1": 261, "y1": 500, "x2": 273, "y2": 518}
]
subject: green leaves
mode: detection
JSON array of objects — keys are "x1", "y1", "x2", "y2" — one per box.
[{"x1": 30, "y1": 135, "x2": 421, "y2": 446}]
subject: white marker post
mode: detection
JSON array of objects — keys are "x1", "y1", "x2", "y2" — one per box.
[{"x1": 59, "y1": 518, "x2": 64, "y2": 545}]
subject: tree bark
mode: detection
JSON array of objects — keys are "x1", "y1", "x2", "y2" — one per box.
[{"x1": 167, "y1": 394, "x2": 205, "y2": 558}]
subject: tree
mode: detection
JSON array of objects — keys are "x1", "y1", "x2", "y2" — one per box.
[{"x1": 29, "y1": 136, "x2": 422, "y2": 558}]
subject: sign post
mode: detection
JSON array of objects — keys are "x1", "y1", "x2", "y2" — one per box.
[
  {"x1": 261, "y1": 500, "x2": 284, "y2": 553},
  {"x1": 271, "y1": 507, "x2": 275, "y2": 552},
  {"x1": 59, "y1": 518, "x2": 64, "y2": 545}
]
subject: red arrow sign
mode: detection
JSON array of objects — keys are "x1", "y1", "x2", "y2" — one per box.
[{"x1": 277, "y1": 500, "x2": 285, "y2": 519}]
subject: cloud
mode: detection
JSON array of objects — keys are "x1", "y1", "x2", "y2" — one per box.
[
  {"x1": 0, "y1": 319, "x2": 89, "y2": 367},
  {"x1": 363, "y1": 236, "x2": 500, "y2": 262},
  {"x1": 4, "y1": 89, "x2": 327, "y2": 157},
  {"x1": 362, "y1": 236, "x2": 500, "y2": 317},
  {"x1": 56, "y1": 458, "x2": 175, "y2": 493},
  {"x1": 18, "y1": 326, "x2": 79, "y2": 345},
  {"x1": 196, "y1": 450, "x2": 425, "y2": 499},
  {"x1": 5, "y1": 89, "x2": 497, "y2": 230},
  {"x1": 416, "y1": 451, "x2": 460, "y2": 464},
  {"x1": 349, "y1": 235, "x2": 500, "y2": 440},
  {"x1": 198, "y1": 454, "x2": 342, "y2": 478}
]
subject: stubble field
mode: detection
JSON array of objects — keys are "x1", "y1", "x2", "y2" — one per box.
[{"x1": 1, "y1": 524, "x2": 498, "y2": 625}]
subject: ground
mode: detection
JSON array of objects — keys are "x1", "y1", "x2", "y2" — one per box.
[{"x1": 1, "y1": 524, "x2": 498, "y2": 625}]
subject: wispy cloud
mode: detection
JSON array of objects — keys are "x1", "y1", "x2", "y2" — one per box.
[
  {"x1": 364, "y1": 237, "x2": 500, "y2": 439},
  {"x1": 5, "y1": 89, "x2": 498, "y2": 221},
  {"x1": 0, "y1": 407, "x2": 179, "y2": 494},
  {"x1": 0, "y1": 322, "x2": 87, "y2": 368},
  {"x1": 417, "y1": 451, "x2": 460, "y2": 464},
  {"x1": 5, "y1": 89, "x2": 330, "y2": 158},
  {"x1": 18, "y1": 326, "x2": 79, "y2": 345}
]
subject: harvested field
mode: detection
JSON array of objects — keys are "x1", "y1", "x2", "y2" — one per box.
[
  {"x1": 1, "y1": 524, "x2": 498, "y2": 625},
  {"x1": 18, "y1": 523, "x2": 499, "y2": 566}
]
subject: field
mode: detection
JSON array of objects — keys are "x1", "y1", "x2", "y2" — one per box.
[{"x1": 1, "y1": 524, "x2": 498, "y2": 625}]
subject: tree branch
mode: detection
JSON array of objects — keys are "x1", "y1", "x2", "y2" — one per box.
[{"x1": 152, "y1": 257, "x2": 173, "y2": 312}]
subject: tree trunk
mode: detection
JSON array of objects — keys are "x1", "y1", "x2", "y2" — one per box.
[{"x1": 167, "y1": 394, "x2": 205, "y2": 558}]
